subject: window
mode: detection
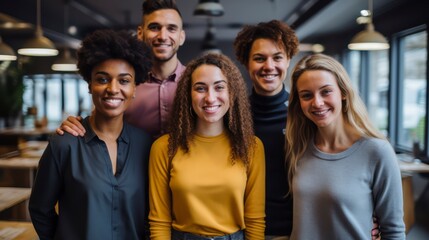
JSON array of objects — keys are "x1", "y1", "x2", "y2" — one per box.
[
  {"x1": 393, "y1": 30, "x2": 427, "y2": 150},
  {"x1": 368, "y1": 50, "x2": 389, "y2": 135},
  {"x1": 346, "y1": 50, "x2": 389, "y2": 136},
  {"x1": 22, "y1": 74, "x2": 92, "y2": 128}
]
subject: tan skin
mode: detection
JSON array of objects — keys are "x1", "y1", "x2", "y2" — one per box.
[
  {"x1": 57, "y1": 9, "x2": 186, "y2": 137},
  {"x1": 191, "y1": 64, "x2": 230, "y2": 137},
  {"x1": 137, "y1": 9, "x2": 185, "y2": 80}
]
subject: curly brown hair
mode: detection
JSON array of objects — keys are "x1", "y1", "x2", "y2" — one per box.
[
  {"x1": 233, "y1": 19, "x2": 299, "y2": 66},
  {"x1": 168, "y1": 53, "x2": 255, "y2": 166}
]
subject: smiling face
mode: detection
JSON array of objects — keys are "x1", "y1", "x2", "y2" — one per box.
[
  {"x1": 191, "y1": 64, "x2": 230, "y2": 132},
  {"x1": 247, "y1": 38, "x2": 290, "y2": 96},
  {"x1": 89, "y1": 59, "x2": 136, "y2": 119},
  {"x1": 296, "y1": 70, "x2": 345, "y2": 129},
  {"x1": 137, "y1": 9, "x2": 185, "y2": 63}
]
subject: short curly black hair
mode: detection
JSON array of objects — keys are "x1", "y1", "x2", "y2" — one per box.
[
  {"x1": 234, "y1": 20, "x2": 299, "y2": 66},
  {"x1": 77, "y1": 29, "x2": 152, "y2": 85}
]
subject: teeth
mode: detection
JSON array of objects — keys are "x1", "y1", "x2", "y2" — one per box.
[
  {"x1": 155, "y1": 43, "x2": 170, "y2": 47},
  {"x1": 313, "y1": 110, "x2": 328, "y2": 115},
  {"x1": 204, "y1": 106, "x2": 219, "y2": 111},
  {"x1": 105, "y1": 99, "x2": 122, "y2": 103},
  {"x1": 261, "y1": 74, "x2": 277, "y2": 80}
]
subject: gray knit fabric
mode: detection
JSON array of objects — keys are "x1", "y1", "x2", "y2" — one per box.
[{"x1": 291, "y1": 137, "x2": 406, "y2": 240}]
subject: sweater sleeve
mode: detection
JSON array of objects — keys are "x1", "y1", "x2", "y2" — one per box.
[
  {"x1": 244, "y1": 137, "x2": 266, "y2": 239},
  {"x1": 372, "y1": 141, "x2": 406, "y2": 239},
  {"x1": 148, "y1": 135, "x2": 173, "y2": 240}
]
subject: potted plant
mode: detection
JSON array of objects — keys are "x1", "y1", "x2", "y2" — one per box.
[{"x1": 0, "y1": 61, "x2": 24, "y2": 128}]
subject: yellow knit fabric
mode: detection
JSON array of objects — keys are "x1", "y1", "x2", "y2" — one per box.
[{"x1": 149, "y1": 132, "x2": 265, "y2": 239}]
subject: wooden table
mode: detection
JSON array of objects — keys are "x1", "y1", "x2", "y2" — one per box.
[
  {"x1": 0, "y1": 126, "x2": 55, "y2": 137},
  {"x1": 397, "y1": 153, "x2": 429, "y2": 173},
  {"x1": 396, "y1": 154, "x2": 429, "y2": 233},
  {"x1": 0, "y1": 188, "x2": 31, "y2": 212},
  {"x1": 0, "y1": 158, "x2": 40, "y2": 187},
  {"x1": 0, "y1": 221, "x2": 37, "y2": 240}
]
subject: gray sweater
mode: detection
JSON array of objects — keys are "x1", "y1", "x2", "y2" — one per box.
[{"x1": 290, "y1": 137, "x2": 405, "y2": 240}]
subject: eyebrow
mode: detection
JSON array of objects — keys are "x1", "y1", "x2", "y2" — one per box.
[
  {"x1": 192, "y1": 80, "x2": 227, "y2": 86},
  {"x1": 94, "y1": 72, "x2": 133, "y2": 78},
  {"x1": 298, "y1": 84, "x2": 334, "y2": 93},
  {"x1": 252, "y1": 51, "x2": 284, "y2": 57},
  {"x1": 147, "y1": 22, "x2": 180, "y2": 29}
]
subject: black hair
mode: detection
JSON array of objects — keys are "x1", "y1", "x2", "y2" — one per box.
[
  {"x1": 142, "y1": 0, "x2": 182, "y2": 17},
  {"x1": 77, "y1": 29, "x2": 152, "y2": 85}
]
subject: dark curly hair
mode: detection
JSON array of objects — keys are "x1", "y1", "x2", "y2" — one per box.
[
  {"x1": 168, "y1": 53, "x2": 255, "y2": 167},
  {"x1": 142, "y1": 0, "x2": 182, "y2": 18},
  {"x1": 233, "y1": 20, "x2": 299, "y2": 66},
  {"x1": 77, "y1": 29, "x2": 152, "y2": 85}
]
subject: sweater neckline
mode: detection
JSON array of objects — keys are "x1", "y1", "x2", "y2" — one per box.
[
  {"x1": 309, "y1": 137, "x2": 366, "y2": 161},
  {"x1": 193, "y1": 131, "x2": 228, "y2": 143}
]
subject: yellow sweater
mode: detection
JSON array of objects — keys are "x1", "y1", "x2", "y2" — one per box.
[{"x1": 149, "y1": 132, "x2": 265, "y2": 239}]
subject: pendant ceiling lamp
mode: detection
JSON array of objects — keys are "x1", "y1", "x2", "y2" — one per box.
[
  {"x1": 51, "y1": 3, "x2": 77, "y2": 72},
  {"x1": 348, "y1": 0, "x2": 389, "y2": 51},
  {"x1": 17, "y1": 0, "x2": 58, "y2": 56},
  {"x1": 194, "y1": 0, "x2": 224, "y2": 17},
  {"x1": 201, "y1": 19, "x2": 221, "y2": 55},
  {"x1": 51, "y1": 48, "x2": 78, "y2": 71},
  {"x1": 0, "y1": 13, "x2": 32, "y2": 31},
  {"x1": 0, "y1": 36, "x2": 17, "y2": 61}
]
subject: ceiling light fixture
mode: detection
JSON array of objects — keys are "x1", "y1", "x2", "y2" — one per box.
[
  {"x1": 0, "y1": 13, "x2": 32, "y2": 30},
  {"x1": 201, "y1": 19, "x2": 221, "y2": 55},
  {"x1": 51, "y1": 48, "x2": 78, "y2": 72},
  {"x1": 51, "y1": 2, "x2": 77, "y2": 72},
  {"x1": 0, "y1": 36, "x2": 17, "y2": 61},
  {"x1": 193, "y1": 0, "x2": 224, "y2": 17},
  {"x1": 348, "y1": 0, "x2": 389, "y2": 51},
  {"x1": 17, "y1": 0, "x2": 58, "y2": 56}
]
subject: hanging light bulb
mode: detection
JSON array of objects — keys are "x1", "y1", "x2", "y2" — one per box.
[
  {"x1": 0, "y1": 36, "x2": 17, "y2": 61},
  {"x1": 17, "y1": 0, "x2": 58, "y2": 56},
  {"x1": 51, "y1": 48, "x2": 78, "y2": 71},
  {"x1": 194, "y1": 0, "x2": 224, "y2": 17},
  {"x1": 348, "y1": 0, "x2": 389, "y2": 51}
]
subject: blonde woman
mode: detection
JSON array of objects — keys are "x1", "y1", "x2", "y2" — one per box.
[{"x1": 285, "y1": 54, "x2": 405, "y2": 239}]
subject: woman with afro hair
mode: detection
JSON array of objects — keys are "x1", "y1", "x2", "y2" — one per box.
[{"x1": 29, "y1": 29, "x2": 153, "y2": 240}]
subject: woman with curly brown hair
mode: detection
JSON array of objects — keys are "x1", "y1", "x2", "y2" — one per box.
[{"x1": 148, "y1": 53, "x2": 265, "y2": 240}]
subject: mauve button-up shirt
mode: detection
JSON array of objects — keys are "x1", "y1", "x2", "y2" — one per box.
[
  {"x1": 29, "y1": 117, "x2": 152, "y2": 240},
  {"x1": 125, "y1": 62, "x2": 186, "y2": 138}
]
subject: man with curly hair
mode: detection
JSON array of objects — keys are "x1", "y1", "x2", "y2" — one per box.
[{"x1": 234, "y1": 20, "x2": 299, "y2": 240}]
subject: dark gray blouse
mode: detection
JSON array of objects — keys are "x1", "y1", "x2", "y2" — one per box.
[{"x1": 29, "y1": 117, "x2": 152, "y2": 240}]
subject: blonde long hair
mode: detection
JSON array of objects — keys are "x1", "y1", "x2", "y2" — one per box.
[{"x1": 285, "y1": 54, "x2": 385, "y2": 194}]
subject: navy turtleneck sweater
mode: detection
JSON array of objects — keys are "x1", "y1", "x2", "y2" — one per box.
[{"x1": 250, "y1": 85, "x2": 292, "y2": 236}]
